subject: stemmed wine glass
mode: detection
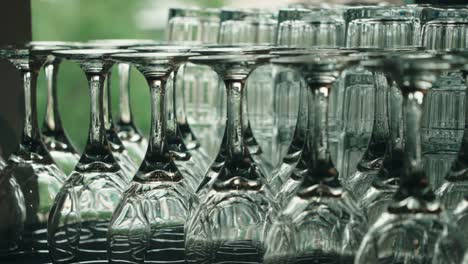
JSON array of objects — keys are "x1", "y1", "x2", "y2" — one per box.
[
  {"x1": 134, "y1": 45, "x2": 211, "y2": 180},
  {"x1": 185, "y1": 53, "x2": 277, "y2": 264},
  {"x1": 30, "y1": 41, "x2": 81, "y2": 175},
  {"x1": 263, "y1": 52, "x2": 367, "y2": 264},
  {"x1": 107, "y1": 51, "x2": 198, "y2": 263},
  {"x1": 187, "y1": 46, "x2": 273, "y2": 196},
  {"x1": 0, "y1": 45, "x2": 67, "y2": 263},
  {"x1": 47, "y1": 49, "x2": 134, "y2": 263},
  {"x1": 355, "y1": 52, "x2": 466, "y2": 264},
  {"x1": 87, "y1": 39, "x2": 157, "y2": 165},
  {"x1": 345, "y1": 48, "x2": 419, "y2": 201},
  {"x1": 420, "y1": 7, "x2": 468, "y2": 190}
]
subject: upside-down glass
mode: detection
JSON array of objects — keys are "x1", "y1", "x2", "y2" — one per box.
[
  {"x1": 0, "y1": 46, "x2": 67, "y2": 263},
  {"x1": 264, "y1": 53, "x2": 367, "y2": 264},
  {"x1": 345, "y1": 48, "x2": 418, "y2": 202},
  {"x1": 88, "y1": 39, "x2": 158, "y2": 165},
  {"x1": 218, "y1": 9, "x2": 281, "y2": 170},
  {"x1": 134, "y1": 45, "x2": 213, "y2": 182},
  {"x1": 185, "y1": 54, "x2": 277, "y2": 264},
  {"x1": 29, "y1": 41, "x2": 81, "y2": 176},
  {"x1": 188, "y1": 46, "x2": 273, "y2": 196},
  {"x1": 355, "y1": 53, "x2": 466, "y2": 264},
  {"x1": 47, "y1": 49, "x2": 133, "y2": 263},
  {"x1": 166, "y1": 8, "x2": 222, "y2": 162},
  {"x1": 85, "y1": 40, "x2": 158, "y2": 167},
  {"x1": 443, "y1": 51, "x2": 468, "y2": 249},
  {"x1": 422, "y1": 7, "x2": 468, "y2": 190},
  {"x1": 340, "y1": 6, "x2": 422, "y2": 182},
  {"x1": 107, "y1": 52, "x2": 198, "y2": 263}
]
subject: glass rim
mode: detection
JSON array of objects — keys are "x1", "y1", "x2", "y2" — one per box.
[
  {"x1": 168, "y1": 7, "x2": 220, "y2": 20},
  {"x1": 52, "y1": 48, "x2": 135, "y2": 59},
  {"x1": 87, "y1": 39, "x2": 159, "y2": 47},
  {"x1": 189, "y1": 53, "x2": 274, "y2": 63},
  {"x1": 271, "y1": 53, "x2": 359, "y2": 66},
  {"x1": 191, "y1": 45, "x2": 272, "y2": 55},
  {"x1": 344, "y1": 5, "x2": 421, "y2": 22},
  {"x1": 278, "y1": 7, "x2": 344, "y2": 23},
  {"x1": 110, "y1": 52, "x2": 193, "y2": 62},
  {"x1": 134, "y1": 45, "x2": 194, "y2": 52}
]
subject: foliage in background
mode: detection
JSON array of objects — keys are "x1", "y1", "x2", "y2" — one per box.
[{"x1": 32, "y1": 0, "x2": 222, "y2": 151}]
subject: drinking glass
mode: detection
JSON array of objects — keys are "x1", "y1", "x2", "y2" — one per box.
[
  {"x1": 47, "y1": 49, "x2": 133, "y2": 263},
  {"x1": 0, "y1": 46, "x2": 67, "y2": 263},
  {"x1": 264, "y1": 52, "x2": 367, "y2": 264},
  {"x1": 79, "y1": 41, "x2": 141, "y2": 179},
  {"x1": 107, "y1": 51, "x2": 198, "y2": 263},
  {"x1": 166, "y1": 8, "x2": 222, "y2": 162},
  {"x1": 345, "y1": 48, "x2": 418, "y2": 202},
  {"x1": 219, "y1": 9, "x2": 280, "y2": 170},
  {"x1": 134, "y1": 45, "x2": 211, "y2": 182},
  {"x1": 188, "y1": 46, "x2": 273, "y2": 197},
  {"x1": 30, "y1": 41, "x2": 81, "y2": 176},
  {"x1": 421, "y1": 7, "x2": 468, "y2": 189},
  {"x1": 185, "y1": 53, "x2": 277, "y2": 264},
  {"x1": 355, "y1": 53, "x2": 465, "y2": 264},
  {"x1": 87, "y1": 39, "x2": 159, "y2": 165},
  {"x1": 442, "y1": 51, "x2": 468, "y2": 248},
  {"x1": 340, "y1": 6, "x2": 422, "y2": 182},
  {"x1": 166, "y1": 8, "x2": 220, "y2": 45}
]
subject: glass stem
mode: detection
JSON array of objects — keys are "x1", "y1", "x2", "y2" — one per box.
[
  {"x1": 117, "y1": 63, "x2": 132, "y2": 125},
  {"x1": 86, "y1": 74, "x2": 107, "y2": 147},
  {"x1": 283, "y1": 80, "x2": 308, "y2": 161},
  {"x1": 447, "y1": 72, "x2": 468, "y2": 180},
  {"x1": 357, "y1": 72, "x2": 389, "y2": 170},
  {"x1": 398, "y1": 90, "x2": 432, "y2": 197},
  {"x1": 225, "y1": 79, "x2": 248, "y2": 159},
  {"x1": 21, "y1": 69, "x2": 41, "y2": 143},
  {"x1": 103, "y1": 72, "x2": 114, "y2": 131},
  {"x1": 43, "y1": 60, "x2": 63, "y2": 133},
  {"x1": 146, "y1": 78, "x2": 168, "y2": 159},
  {"x1": 301, "y1": 84, "x2": 339, "y2": 186}
]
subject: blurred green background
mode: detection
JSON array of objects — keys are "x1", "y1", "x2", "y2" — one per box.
[{"x1": 32, "y1": 0, "x2": 223, "y2": 151}]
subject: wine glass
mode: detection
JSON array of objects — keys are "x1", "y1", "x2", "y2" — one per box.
[
  {"x1": 185, "y1": 53, "x2": 277, "y2": 264},
  {"x1": 47, "y1": 49, "x2": 133, "y2": 263},
  {"x1": 218, "y1": 9, "x2": 281, "y2": 170},
  {"x1": 107, "y1": 51, "x2": 198, "y2": 263},
  {"x1": 441, "y1": 50, "x2": 468, "y2": 248},
  {"x1": 87, "y1": 39, "x2": 159, "y2": 165},
  {"x1": 29, "y1": 41, "x2": 81, "y2": 176},
  {"x1": 134, "y1": 45, "x2": 210, "y2": 184},
  {"x1": 166, "y1": 8, "x2": 221, "y2": 162},
  {"x1": 264, "y1": 52, "x2": 367, "y2": 263},
  {"x1": 421, "y1": 7, "x2": 468, "y2": 190},
  {"x1": 187, "y1": 45, "x2": 273, "y2": 197},
  {"x1": 79, "y1": 41, "x2": 142, "y2": 179},
  {"x1": 345, "y1": 48, "x2": 419, "y2": 202},
  {"x1": 355, "y1": 52, "x2": 466, "y2": 264},
  {"x1": 340, "y1": 6, "x2": 422, "y2": 182},
  {"x1": 0, "y1": 45, "x2": 67, "y2": 263}
]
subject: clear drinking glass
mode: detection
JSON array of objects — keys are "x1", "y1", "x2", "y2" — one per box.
[
  {"x1": 29, "y1": 41, "x2": 81, "y2": 176},
  {"x1": 166, "y1": 8, "x2": 222, "y2": 162},
  {"x1": 188, "y1": 46, "x2": 273, "y2": 197},
  {"x1": 355, "y1": 53, "x2": 465, "y2": 264},
  {"x1": 47, "y1": 49, "x2": 133, "y2": 263},
  {"x1": 421, "y1": 7, "x2": 468, "y2": 190},
  {"x1": 339, "y1": 6, "x2": 422, "y2": 182},
  {"x1": 264, "y1": 52, "x2": 367, "y2": 264},
  {"x1": 217, "y1": 9, "x2": 280, "y2": 171},
  {"x1": 0, "y1": 46, "x2": 67, "y2": 263},
  {"x1": 87, "y1": 39, "x2": 158, "y2": 165},
  {"x1": 185, "y1": 53, "x2": 277, "y2": 264},
  {"x1": 441, "y1": 51, "x2": 468, "y2": 248},
  {"x1": 134, "y1": 45, "x2": 213, "y2": 182},
  {"x1": 345, "y1": 48, "x2": 417, "y2": 202},
  {"x1": 107, "y1": 51, "x2": 198, "y2": 263},
  {"x1": 79, "y1": 41, "x2": 141, "y2": 179}
]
